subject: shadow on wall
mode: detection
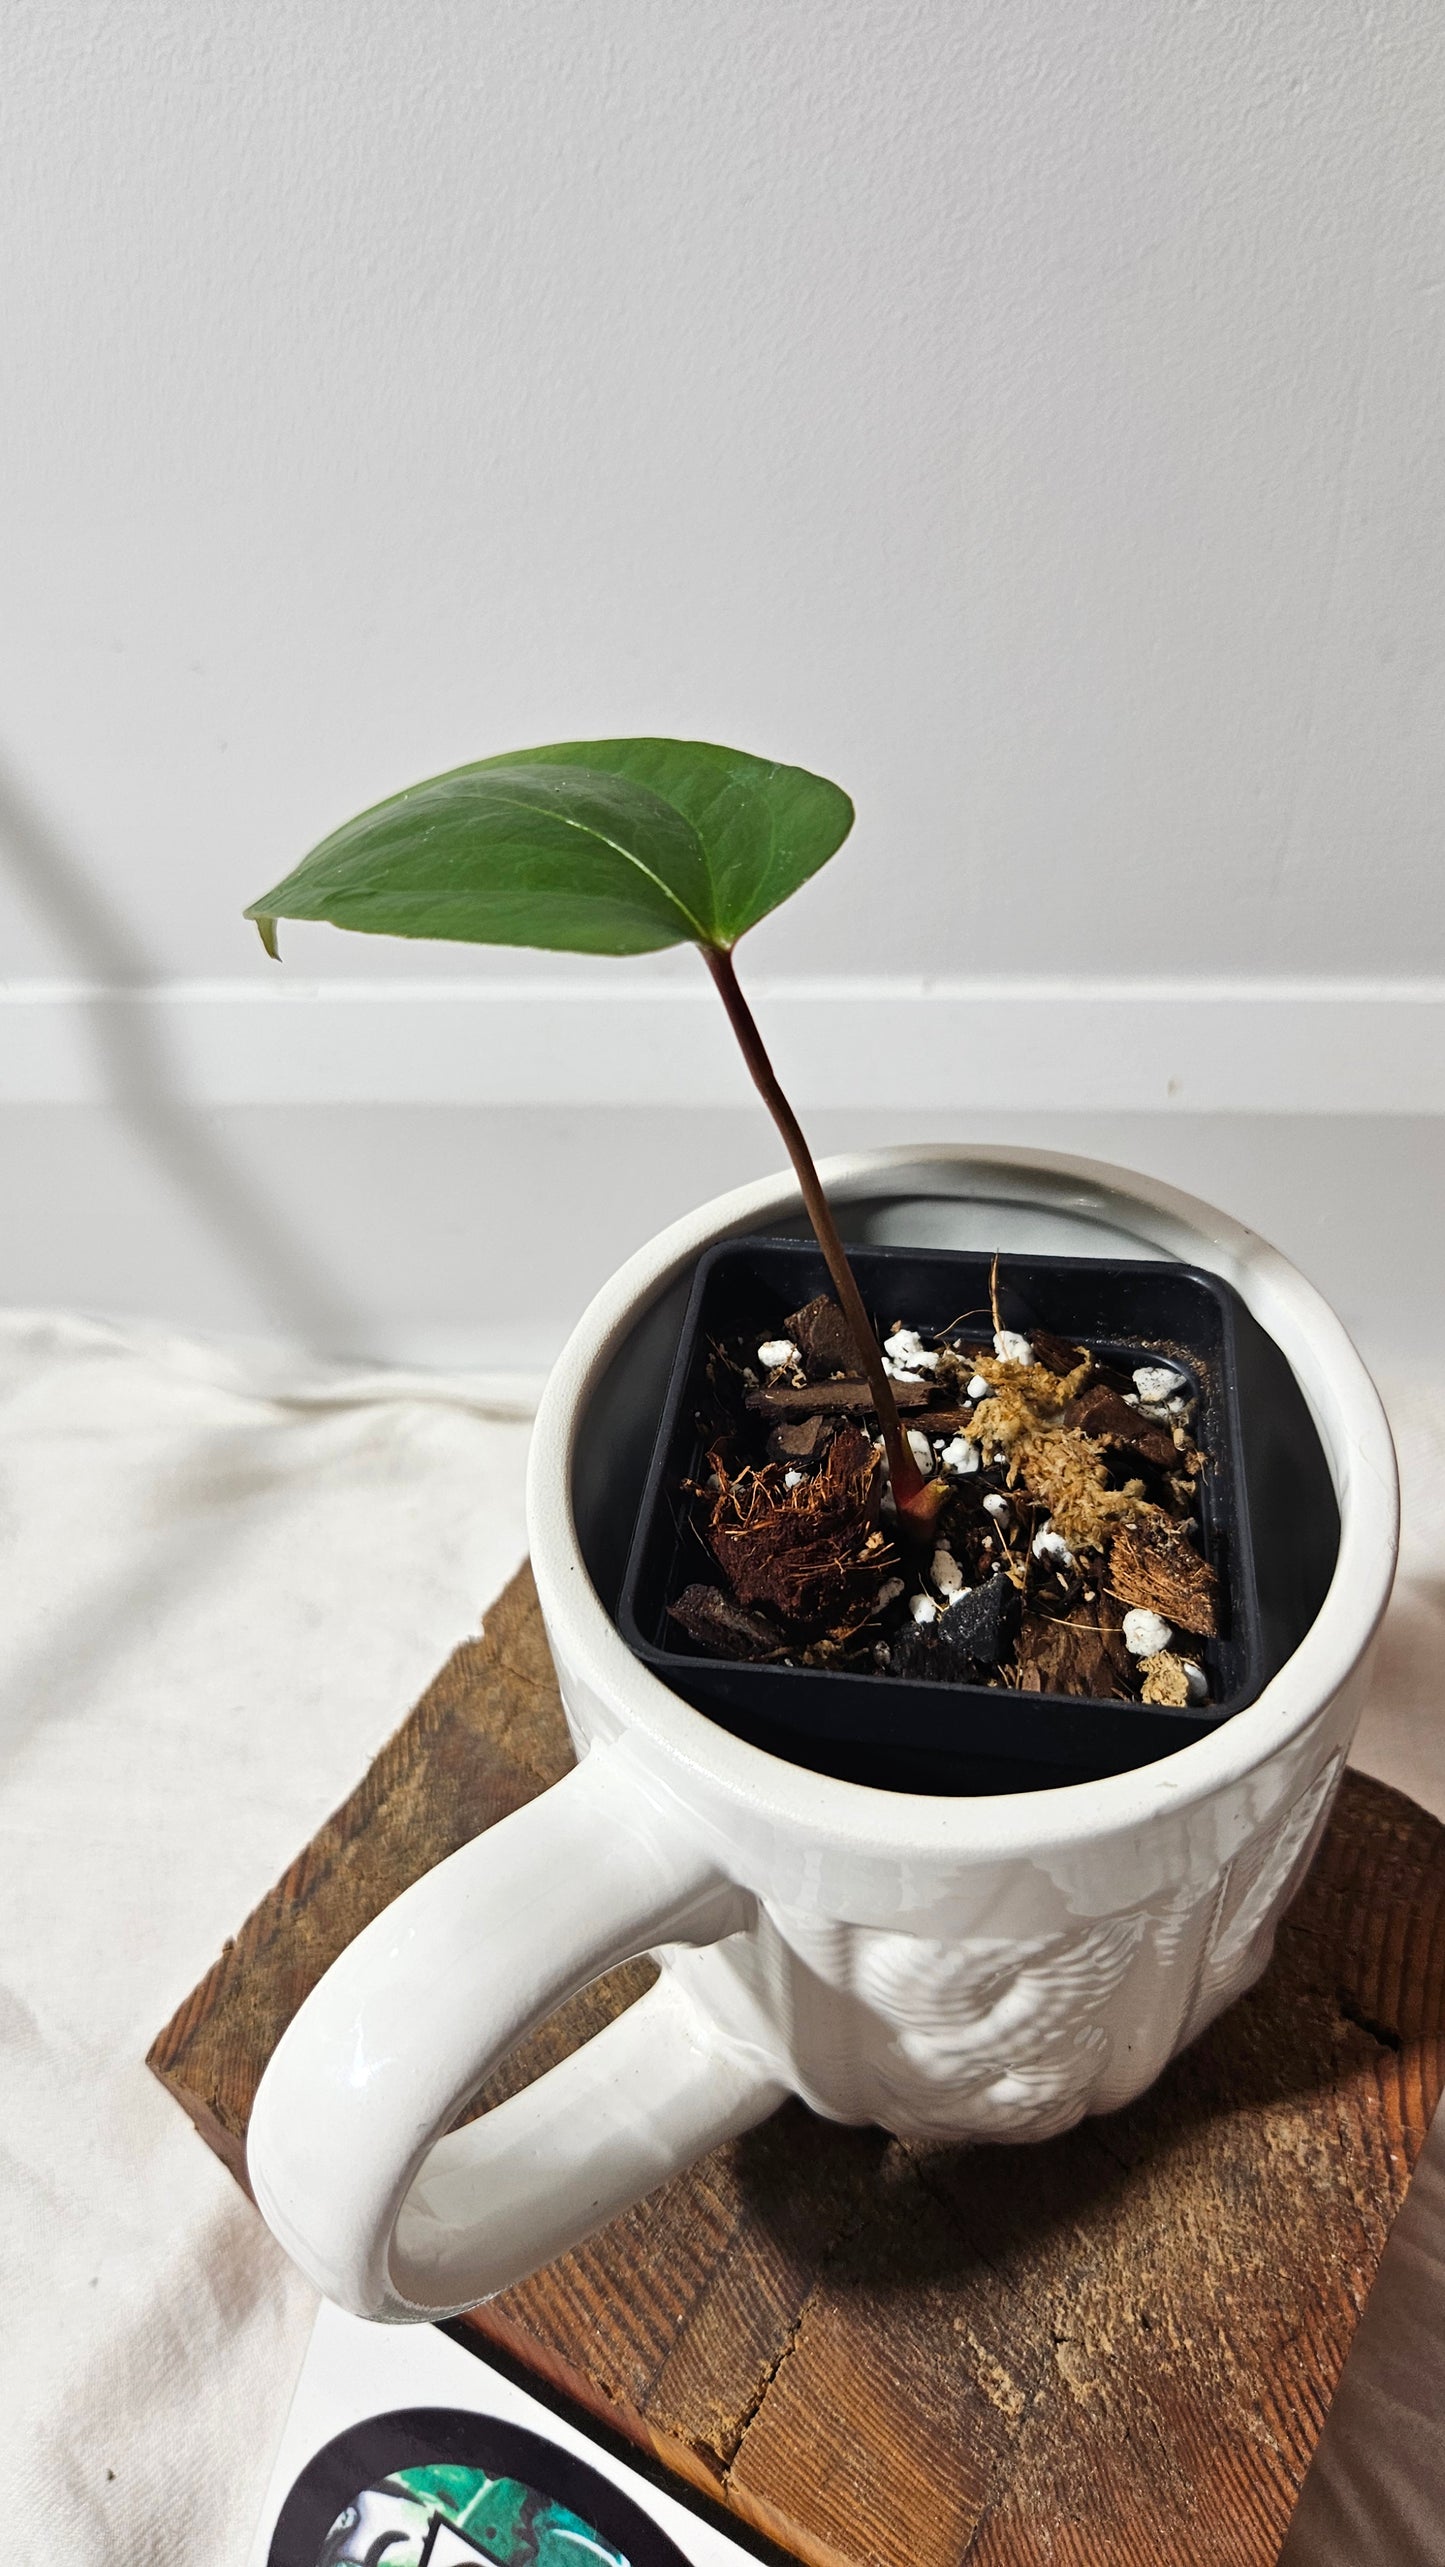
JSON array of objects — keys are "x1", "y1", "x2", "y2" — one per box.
[{"x1": 0, "y1": 753, "x2": 359, "y2": 1350}]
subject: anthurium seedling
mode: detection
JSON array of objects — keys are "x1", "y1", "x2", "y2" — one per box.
[{"x1": 245, "y1": 736, "x2": 944, "y2": 1528}]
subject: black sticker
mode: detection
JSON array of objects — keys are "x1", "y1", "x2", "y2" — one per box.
[{"x1": 268, "y1": 2405, "x2": 696, "y2": 2567}]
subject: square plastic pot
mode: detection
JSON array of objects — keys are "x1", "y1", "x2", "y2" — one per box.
[{"x1": 617, "y1": 1233, "x2": 1338, "y2": 1794}]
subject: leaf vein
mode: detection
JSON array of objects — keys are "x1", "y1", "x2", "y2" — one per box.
[{"x1": 478, "y1": 786, "x2": 710, "y2": 942}]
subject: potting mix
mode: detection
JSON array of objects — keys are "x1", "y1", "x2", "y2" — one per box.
[{"x1": 668, "y1": 1281, "x2": 1220, "y2": 1707}]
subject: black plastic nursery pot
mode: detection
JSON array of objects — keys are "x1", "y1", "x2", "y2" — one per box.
[{"x1": 616, "y1": 1235, "x2": 1340, "y2": 1796}]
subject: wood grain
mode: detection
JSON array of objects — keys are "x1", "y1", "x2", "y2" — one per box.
[{"x1": 149, "y1": 1564, "x2": 1445, "y2": 2566}]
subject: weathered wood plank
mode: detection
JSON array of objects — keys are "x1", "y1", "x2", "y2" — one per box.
[{"x1": 149, "y1": 1564, "x2": 1445, "y2": 2565}]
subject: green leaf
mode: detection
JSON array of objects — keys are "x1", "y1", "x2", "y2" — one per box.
[{"x1": 244, "y1": 738, "x2": 853, "y2": 957}]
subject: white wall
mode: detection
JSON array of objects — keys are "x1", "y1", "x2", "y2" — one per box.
[
  {"x1": 0, "y1": 1104, "x2": 1441, "y2": 1383},
  {"x1": 1, "y1": 1, "x2": 1442, "y2": 1353}
]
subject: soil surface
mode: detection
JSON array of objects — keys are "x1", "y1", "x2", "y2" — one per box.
[{"x1": 667, "y1": 1288, "x2": 1223, "y2": 1706}]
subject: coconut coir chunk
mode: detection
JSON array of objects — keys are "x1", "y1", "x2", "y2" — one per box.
[
  {"x1": 705, "y1": 1421, "x2": 892, "y2": 1632},
  {"x1": 1110, "y1": 1522, "x2": 1220, "y2": 1637}
]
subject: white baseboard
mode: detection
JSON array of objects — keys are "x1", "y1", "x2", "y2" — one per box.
[
  {"x1": 0, "y1": 1099, "x2": 1441, "y2": 1373},
  {"x1": 0, "y1": 975, "x2": 1442, "y2": 1111}
]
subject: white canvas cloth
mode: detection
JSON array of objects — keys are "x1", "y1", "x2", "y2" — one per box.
[
  {"x1": 0, "y1": 1311, "x2": 532, "y2": 2561},
  {"x1": 0, "y1": 1306, "x2": 1438, "y2": 2561}
]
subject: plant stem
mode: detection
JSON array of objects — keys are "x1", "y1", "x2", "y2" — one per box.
[{"x1": 701, "y1": 944, "x2": 933, "y2": 1521}]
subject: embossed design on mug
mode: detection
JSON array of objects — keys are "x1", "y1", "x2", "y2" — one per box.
[
  {"x1": 1184, "y1": 1750, "x2": 1347, "y2": 2040},
  {"x1": 847, "y1": 1912, "x2": 1153, "y2": 2138}
]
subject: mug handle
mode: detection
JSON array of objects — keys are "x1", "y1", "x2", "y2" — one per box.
[{"x1": 245, "y1": 1739, "x2": 789, "y2": 2320}]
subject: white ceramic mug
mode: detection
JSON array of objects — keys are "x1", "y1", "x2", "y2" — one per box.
[{"x1": 248, "y1": 1148, "x2": 1398, "y2": 2322}]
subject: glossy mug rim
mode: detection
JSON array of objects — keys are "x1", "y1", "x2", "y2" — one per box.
[{"x1": 526, "y1": 1144, "x2": 1399, "y2": 1860}]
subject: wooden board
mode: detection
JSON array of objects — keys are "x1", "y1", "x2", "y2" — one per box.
[{"x1": 150, "y1": 1565, "x2": 1445, "y2": 2567}]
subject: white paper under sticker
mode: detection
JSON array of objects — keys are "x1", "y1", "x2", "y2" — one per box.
[{"x1": 248, "y1": 2299, "x2": 764, "y2": 2567}]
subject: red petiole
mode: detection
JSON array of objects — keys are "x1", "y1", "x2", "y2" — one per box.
[{"x1": 701, "y1": 944, "x2": 944, "y2": 1534}]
